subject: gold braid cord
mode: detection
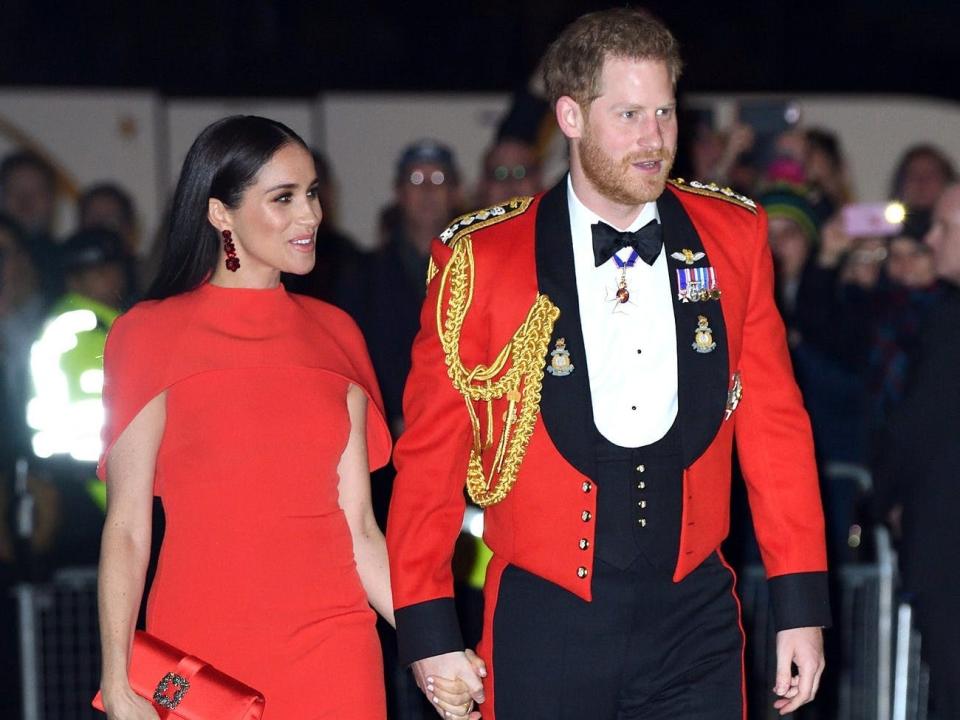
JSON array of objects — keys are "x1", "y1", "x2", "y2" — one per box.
[{"x1": 436, "y1": 237, "x2": 559, "y2": 507}]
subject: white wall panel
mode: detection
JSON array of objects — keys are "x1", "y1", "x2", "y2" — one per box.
[
  {"x1": 0, "y1": 89, "x2": 161, "y2": 247},
  {"x1": 320, "y1": 93, "x2": 509, "y2": 248}
]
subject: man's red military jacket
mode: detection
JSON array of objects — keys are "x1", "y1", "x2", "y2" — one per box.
[{"x1": 386, "y1": 179, "x2": 830, "y2": 665}]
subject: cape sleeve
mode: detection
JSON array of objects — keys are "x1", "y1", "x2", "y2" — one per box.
[
  {"x1": 329, "y1": 305, "x2": 393, "y2": 472},
  {"x1": 96, "y1": 304, "x2": 172, "y2": 482}
]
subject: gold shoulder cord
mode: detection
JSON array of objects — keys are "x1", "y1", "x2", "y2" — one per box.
[
  {"x1": 435, "y1": 237, "x2": 559, "y2": 507},
  {"x1": 668, "y1": 178, "x2": 758, "y2": 214},
  {"x1": 426, "y1": 196, "x2": 535, "y2": 288}
]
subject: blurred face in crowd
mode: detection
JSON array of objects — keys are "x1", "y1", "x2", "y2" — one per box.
[
  {"x1": 925, "y1": 184, "x2": 960, "y2": 285},
  {"x1": 67, "y1": 262, "x2": 127, "y2": 308},
  {"x1": 886, "y1": 236, "x2": 936, "y2": 289},
  {"x1": 1, "y1": 165, "x2": 55, "y2": 236},
  {"x1": 396, "y1": 161, "x2": 460, "y2": 237},
  {"x1": 0, "y1": 225, "x2": 39, "y2": 311},
  {"x1": 81, "y1": 192, "x2": 137, "y2": 252},
  {"x1": 561, "y1": 57, "x2": 677, "y2": 212},
  {"x1": 804, "y1": 144, "x2": 843, "y2": 193},
  {"x1": 842, "y1": 237, "x2": 887, "y2": 289},
  {"x1": 478, "y1": 140, "x2": 542, "y2": 207},
  {"x1": 767, "y1": 216, "x2": 811, "y2": 282},
  {"x1": 210, "y1": 142, "x2": 321, "y2": 285},
  {"x1": 900, "y1": 152, "x2": 951, "y2": 211},
  {"x1": 689, "y1": 122, "x2": 724, "y2": 180}
]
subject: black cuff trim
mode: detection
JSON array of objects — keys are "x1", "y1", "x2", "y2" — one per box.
[
  {"x1": 768, "y1": 571, "x2": 832, "y2": 631},
  {"x1": 395, "y1": 598, "x2": 465, "y2": 666}
]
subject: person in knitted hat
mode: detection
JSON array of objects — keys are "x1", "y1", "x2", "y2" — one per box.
[{"x1": 758, "y1": 183, "x2": 820, "y2": 316}]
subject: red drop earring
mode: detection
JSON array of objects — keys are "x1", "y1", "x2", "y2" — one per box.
[{"x1": 223, "y1": 229, "x2": 240, "y2": 271}]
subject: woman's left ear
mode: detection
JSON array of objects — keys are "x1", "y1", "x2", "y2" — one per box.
[{"x1": 208, "y1": 198, "x2": 230, "y2": 233}]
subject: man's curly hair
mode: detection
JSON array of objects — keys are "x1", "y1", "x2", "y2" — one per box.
[{"x1": 542, "y1": 7, "x2": 682, "y2": 107}]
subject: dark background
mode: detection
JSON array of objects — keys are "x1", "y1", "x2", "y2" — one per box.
[{"x1": 1, "y1": 0, "x2": 958, "y2": 100}]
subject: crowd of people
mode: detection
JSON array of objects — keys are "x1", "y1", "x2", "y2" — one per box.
[{"x1": 0, "y1": 45, "x2": 958, "y2": 719}]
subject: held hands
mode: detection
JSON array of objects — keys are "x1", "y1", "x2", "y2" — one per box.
[
  {"x1": 413, "y1": 649, "x2": 487, "y2": 719},
  {"x1": 772, "y1": 626, "x2": 826, "y2": 715}
]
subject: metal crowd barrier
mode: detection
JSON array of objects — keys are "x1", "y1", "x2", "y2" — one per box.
[
  {"x1": 15, "y1": 567, "x2": 101, "y2": 720},
  {"x1": 892, "y1": 603, "x2": 929, "y2": 720},
  {"x1": 740, "y1": 525, "x2": 928, "y2": 720}
]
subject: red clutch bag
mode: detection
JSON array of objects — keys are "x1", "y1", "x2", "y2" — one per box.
[{"x1": 92, "y1": 631, "x2": 265, "y2": 718}]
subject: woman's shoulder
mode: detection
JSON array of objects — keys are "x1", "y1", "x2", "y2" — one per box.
[
  {"x1": 289, "y1": 292, "x2": 366, "y2": 347},
  {"x1": 108, "y1": 291, "x2": 199, "y2": 350}
]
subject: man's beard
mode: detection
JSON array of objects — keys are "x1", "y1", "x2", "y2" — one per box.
[{"x1": 579, "y1": 129, "x2": 675, "y2": 206}]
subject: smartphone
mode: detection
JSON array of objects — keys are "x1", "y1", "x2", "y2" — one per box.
[
  {"x1": 738, "y1": 101, "x2": 801, "y2": 136},
  {"x1": 842, "y1": 202, "x2": 905, "y2": 238},
  {"x1": 737, "y1": 100, "x2": 802, "y2": 170}
]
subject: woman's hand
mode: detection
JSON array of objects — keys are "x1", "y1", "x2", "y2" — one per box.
[
  {"x1": 423, "y1": 649, "x2": 487, "y2": 719},
  {"x1": 102, "y1": 684, "x2": 160, "y2": 720}
]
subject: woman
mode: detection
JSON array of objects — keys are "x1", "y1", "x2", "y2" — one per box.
[{"x1": 97, "y1": 116, "x2": 479, "y2": 719}]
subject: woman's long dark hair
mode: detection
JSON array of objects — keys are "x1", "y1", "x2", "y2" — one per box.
[{"x1": 145, "y1": 115, "x2": 308, "y2": 300}]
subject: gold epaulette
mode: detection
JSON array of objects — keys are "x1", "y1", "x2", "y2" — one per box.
[
  {"x1": 435, "y1": 235, "x2": 559, "y2": 507},
  {"x1": 426, "y1": 196, "x2": 534, "y2": 287},
  {"x1": 668, "y1": 178, "x2": 758, "y2": 214}
]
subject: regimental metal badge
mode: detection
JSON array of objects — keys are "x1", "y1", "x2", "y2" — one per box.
[
  {"x1": 546, "y1": 337, "x2": 575, "y2": 376},
  {"x1": 692, "y1": 315, "x2": 717, "y2": 354},
  {"x1": 725, "y1": 371, "x2": 743, "y2": 421},
  {"x1": 676, "y1": 266, "x2": 721, "y2": 303},
  {"x1": 670, "y1": 249, "x2": 706, "y2": 265}
]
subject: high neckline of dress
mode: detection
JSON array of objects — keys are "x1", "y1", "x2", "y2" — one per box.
[{"x1": 199, "y1": 281, "x2": 288, "y2": 298}]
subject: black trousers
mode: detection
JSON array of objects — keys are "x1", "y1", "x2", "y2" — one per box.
[{"x1": 492, "y1": 552, "x2": 744, "y2": 719}]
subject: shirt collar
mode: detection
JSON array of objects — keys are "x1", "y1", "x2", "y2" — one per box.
[{"x1": 567, "y1": 174, "x2": 660, "y2": 237}]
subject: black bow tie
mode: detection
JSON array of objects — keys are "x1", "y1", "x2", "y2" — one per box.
[{"x1": 591, "y1": 220, "x2": 663, "y2": 267}]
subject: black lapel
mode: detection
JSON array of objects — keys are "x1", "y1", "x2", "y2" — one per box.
[
  {"x1": 536, "y1": 178, "x2": 598, "y2": 478},
  {"x1": 657, "y1": 188, "x2": 730, "y2": 467}
]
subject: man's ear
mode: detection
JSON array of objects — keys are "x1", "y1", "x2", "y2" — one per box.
[
  {"x1": 208, "y1": 198, "x2": 230, "y2": 233},
  {"x1": 555, "y1": 96, "x2": 585, "y2": 140}
]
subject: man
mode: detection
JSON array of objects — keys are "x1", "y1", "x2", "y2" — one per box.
[
  {"x1": 342, "y1": 139, "x2": 463, "y2": 437},
  {"x1": 0, "y1": 151, "x2": 57, "y2": 241},
  {"x1": 475, "y1": 137, "x2": 544, "y2": 208},
  {"x1": 78, "y1": 182, "x2": 139, "y2": 254},
  {"x1": 27, "y1": 227, "x2": 128, "y2": 472},
  {"x1": 0, "y1": 151, "x2": 61, "y2": 301},
  {"x1": 875, "y1": 183, "x2": 960, "y2": 720},
  {"x1": 387, "y1": 9, "x2": 829, "y2": 719}
]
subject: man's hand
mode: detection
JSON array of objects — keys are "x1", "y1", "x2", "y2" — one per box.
[
  {"x1": 412, "y1": 650, "x2": 486, "y2": 719},
  {"x1": 773, "y1": 626, "x2": 825, "y2": 715}
]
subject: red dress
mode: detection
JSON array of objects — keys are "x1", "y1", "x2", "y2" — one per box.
[{"x1": 98, "y1": 282, "x2": 392, "y2": 719}]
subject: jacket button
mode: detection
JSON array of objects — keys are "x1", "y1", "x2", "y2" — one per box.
[
  {"x1": 636, "y1": 464, "x2": 645, "y2": 473},
  {"x1": 637, "y1": 481, "x2": 646, "y2": 490},
  {"x1": 581, "y1": 481, "x2": 592, "y2": 493},
  {"x1": 638, "y1": 500, "x2": 647, "y2": 508},
  {"x1": 581, "y1": 510, "x2": 592, "y2": 522},
  {"x1": 579, "y1": 538, "x2": 590, "y2": 550},
  {"x1": 577, "y1": 566, "x2": 588, "y2": 578},
  {"x1": 639, "y1": 518, "x2": 647, "y2": 527}
]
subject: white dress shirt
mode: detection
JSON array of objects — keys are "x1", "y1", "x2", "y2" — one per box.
[{"x1": 567, "y1": 176, "x2": 678, "y2": 448}]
